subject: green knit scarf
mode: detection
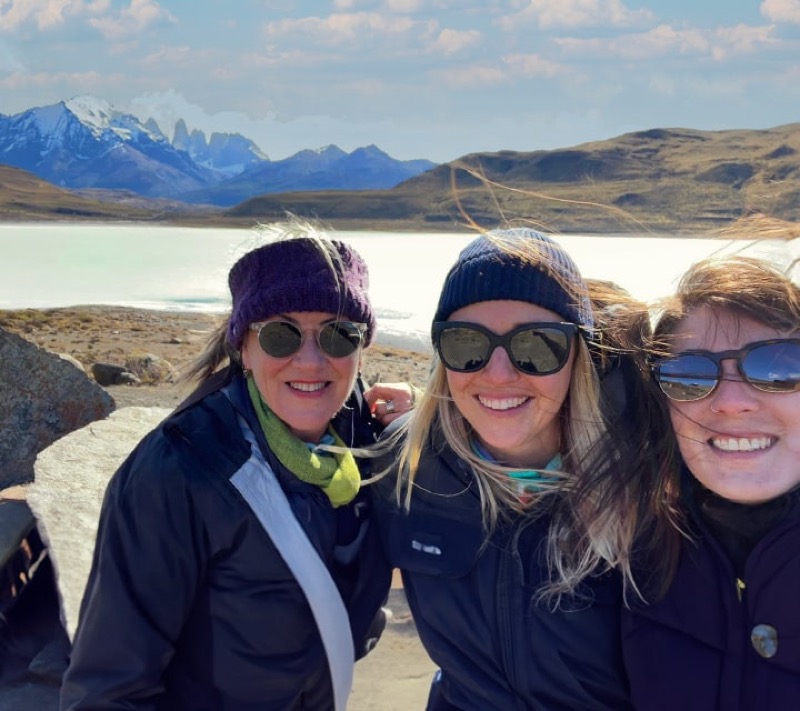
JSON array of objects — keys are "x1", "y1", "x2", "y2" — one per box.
[{"x1": 246, "y1": 375, "x2": 361, "y2": 508}]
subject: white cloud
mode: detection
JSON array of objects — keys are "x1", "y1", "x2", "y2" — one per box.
[
  {"x1": 385, "y1": 0, "x2": 424, "y2": 11},
  {"x1": 431, "y1": 28, "x2": 482, "y2": 55},
  {"x1": 498, "y1": 0, "x2": 655, "y2": 30},
  {"x1": 432, "y1": 63, "x2": 509, "y2": 87},
  {"x1": 503, "y1": 53, "x2": 562, "y2": 77},
  {"x1": 88, "y1": 0, "x2": 175, "y2": 40},
  {"x1": 556, "y1": 23, "x2": 779, "y2": 61},
  {"x1": 0, "y1": 42, "x2": 24, "y2": 71},
  {"x1": 331, "y1": 0, "x2": 453, "y2": 10},
  {"x1": 138, "y1": 45, "x2": 196, "y2": 68},
  {"x1": 0, "y1": 0, "x2": 109, "y2": 32},
  {"x1": 761, "y1": 0, "x2": 800, "y2": 24},
  {"x1": 243, "y1": 48, "x2": 330, "y2": 69},
  {"x1": 263, "y1": 12, "x2": 437, "y2": 47},
  {"x1": 0, "y1": 68, "x2": 121, "y2": 91},
  {"x1": 430, "y1": 52, "x2": 563, "y2": 87}
]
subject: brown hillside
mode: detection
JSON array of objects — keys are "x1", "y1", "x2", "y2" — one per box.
[
  {"x1": 0, "y1": 165, "x2": 159, "y2": 222},
  {"x1": 4, "y1": 123, "x2": 800, "y2": 232},
  {"x1": 229, "y1": 124, "x2": 800, "y2": 233}
]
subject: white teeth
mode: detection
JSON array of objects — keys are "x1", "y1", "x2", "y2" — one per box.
[
  {"x1": 477, "y1": 396, "x2": 528, "y2": 411},
  {"x1": 711, "y1": 437, "x2": 773, "y2": 452},
  {"x1": 289, "y1": 382, "x2": 326, "y2": 392}
]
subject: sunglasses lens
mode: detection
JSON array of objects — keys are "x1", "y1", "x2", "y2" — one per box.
[
  {"x1": 656, "y1": 354, "x2": 718, "y2": 401},
  {"x1": 258, "y1": 322, "x2": 302, "y2": 358},
  {"x1": 742, "y1": 341, "x2": 800, "y2": 393},
  {"x1": 318, "y1": 322, "x2": 363, "y2": 358},
  {"x1": 510, "y1": 327, "x2": 571, "y2": 375},
  {"x1": 436, "y1": 327, "x2": 491, "y2": 371}
]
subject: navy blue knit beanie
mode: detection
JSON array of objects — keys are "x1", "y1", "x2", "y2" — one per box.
[
  {"x1": 226, "y1": 237, "x2": 375, "y2": 350},
  {"x1": 433, "y1": 228, "x2": 593, "y2": 336}
]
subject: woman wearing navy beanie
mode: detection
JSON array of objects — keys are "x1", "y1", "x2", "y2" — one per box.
[{"x1": 373, "y1": 228, "x2": 646, "y2": 710}]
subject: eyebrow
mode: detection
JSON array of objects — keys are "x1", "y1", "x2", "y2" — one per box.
[{"x1": 266, "y1": 314, "x2": 342, "y2": 327}]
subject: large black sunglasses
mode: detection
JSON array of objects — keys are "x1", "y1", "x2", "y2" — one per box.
[
  {"x1": 652, "y1": 338, "x2": 800, "y2": 402},
  {"x1": 250, "y1": 320, "x2": 366, "y2": 359},
  {"x1": 432, "y1": 321, "x2": 577, "y2": 375}
]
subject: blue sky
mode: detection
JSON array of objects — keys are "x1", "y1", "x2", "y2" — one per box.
[{"x1": 1, "y1": 0, "x2": 799, "y2": 162}]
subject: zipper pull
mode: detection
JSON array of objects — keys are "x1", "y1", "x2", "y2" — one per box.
[{"x1": 735, "y1": 577, "x2": 746, "y2": 602}]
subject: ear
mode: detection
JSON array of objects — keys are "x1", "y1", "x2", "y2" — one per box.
[{"x1": 241, "y1": 338, "x2": 252, "y2": 371}]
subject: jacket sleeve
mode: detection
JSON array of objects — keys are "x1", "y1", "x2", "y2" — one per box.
[{"x1": 60, "y1": 428, "x2": 208, "y2": 711}]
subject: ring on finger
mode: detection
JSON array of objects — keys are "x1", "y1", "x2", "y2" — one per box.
[{"x1": 385, "y1": 399, "x2": 396, "y2": 414}]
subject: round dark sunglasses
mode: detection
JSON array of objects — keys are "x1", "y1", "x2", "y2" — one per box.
[
  {"x1": 250, "y1": 320, "x2": 366, "y2": 359},
  {"x1": 652, "y1": 338, "x2": 800, "y2": 402},
  {"x1": 432, "y1": 321, "x2": 577, "y2": 375}
]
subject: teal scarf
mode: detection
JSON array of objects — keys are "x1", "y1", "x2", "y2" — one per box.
[
  {"x1": 246, "y1": 375, "x2": 361, "y2": 508},
  {"x1": 471, "y1": 438, "x2": 562, "y2": 501}
]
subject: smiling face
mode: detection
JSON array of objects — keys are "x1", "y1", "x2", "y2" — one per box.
[
  {"x1": 444, "y1": 300, "x2": 575, "y2": 469},
  {"x1": 241, "y1": 311, "x2": 361, "y2": 443},
  {"x1": 668, "y1": 306, "x2": 800, "y2": 503}
]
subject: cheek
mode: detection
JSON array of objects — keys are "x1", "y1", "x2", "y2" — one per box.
[
  {"x1": 781, "y1": 396, "x2": 800, "y2": 454},
  {"x1": 538, "y1": 363, "x2": 573, "y2": 408},
  {"x1": 444, "y1": 370, "x2": 468, "y2": 400},
  {"x1": 668, "y1": 403, "x2": 705, "y2": 457},
  {"x1": 333, "y1": 353, "x2": 361, "y2": 385}
]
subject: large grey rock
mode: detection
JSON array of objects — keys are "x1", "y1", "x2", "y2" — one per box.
[
  {"x1": 29, "y1": 406, "x2": 171, "y2": 640},
  {"x1": 0, "y1": 328, "x2": 115, "y2": 489}
]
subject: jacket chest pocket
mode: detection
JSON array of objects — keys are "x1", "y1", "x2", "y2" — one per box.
[{"x1": 384, "y1": 505, "x2": 484, "y2": 578}]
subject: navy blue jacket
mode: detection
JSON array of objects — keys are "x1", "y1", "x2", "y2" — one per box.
[
  {"x1": 372, "y1": 429, "x2": 632, "y2": 710},
  {"x1": 622, "y1": 486, "x2": 800, "y2": 711},
  {"x1": 61, "y1": 370, "x2": 391, "y2": 710}
]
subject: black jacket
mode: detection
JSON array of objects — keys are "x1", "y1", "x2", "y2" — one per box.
[
  {"x1": 372, "y1": 427, "x2": 631, "y2": 710},
  {"x1": 61, "y1": 371, "x2": 391, "y2": 710},
  {"x1": 622, "y1": 481, "x2": 800, "y2": 711}
]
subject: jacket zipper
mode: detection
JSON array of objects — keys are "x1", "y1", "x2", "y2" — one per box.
[{"x1": 735, "y1": 577, "x2": 746, "y2": 602}]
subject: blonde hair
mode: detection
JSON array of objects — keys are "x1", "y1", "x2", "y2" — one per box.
[{"x1": 392, "y1": 258, "x2": 657, "y2": 605}]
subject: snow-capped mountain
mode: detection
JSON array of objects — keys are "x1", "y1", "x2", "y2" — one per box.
[
  {"x1": 181, "y1": 144, "x2": 438, "y2": 206},
  {"x1": 171, "y1": 118, "x2": 268, "y2": 177},
  {"x1": 0, "y1": 97, "x2": 437, "y2": 204},
  {"x1": 0, "y1": 97, "x2": 213, "y2": 197}
]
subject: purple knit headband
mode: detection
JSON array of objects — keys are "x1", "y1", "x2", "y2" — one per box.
[{"x1": 226, "y1": 237, "x2": 375, "y2": 350}]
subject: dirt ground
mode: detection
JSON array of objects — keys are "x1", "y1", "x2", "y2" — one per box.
[
  {"x1": 0, "y1": 305, "x2": 433, "y2": 399},
  {"x1": 0, "y1": 306, "x2": 437, "y2": 709}
]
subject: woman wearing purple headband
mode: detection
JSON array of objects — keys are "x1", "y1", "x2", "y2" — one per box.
[{"x1": 61, "y1": 222, "x2": 410, "y2": 711}]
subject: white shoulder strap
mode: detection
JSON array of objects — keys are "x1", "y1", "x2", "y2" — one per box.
[{"x1": 231, "y1": 414, "x2": 354, "y2": 711}]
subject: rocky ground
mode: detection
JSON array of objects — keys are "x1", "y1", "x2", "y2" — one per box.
[
  {"x1": 0, "y1": 306, "x2": 436, "y2": 710},
  {"x1": 0, "y1": 305, "x2": 433, "y2": 407}
]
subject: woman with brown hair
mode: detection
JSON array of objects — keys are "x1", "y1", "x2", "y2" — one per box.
[{"x1": 623, "y1": 253, "x2": 800, "y2": 710}]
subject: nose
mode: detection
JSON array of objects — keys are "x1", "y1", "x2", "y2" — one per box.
[
  {"x1": 293, "y1": 331, "x2": 327, "y2": 367},
  {"x1": 481, "y1": 345, "x2": 519, "y2": 381},
  {"x1": 708, "y1": 361, "x2": 759, "y2": 414}
]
